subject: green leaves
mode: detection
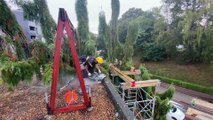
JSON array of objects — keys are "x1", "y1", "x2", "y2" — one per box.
[
  {"x1": 154, "y1": 86, "x2": 175, "y2": 120},
  {"x1": 85, "y1": 39, "x2": 96, "y2": 55},
  {"x1": 17, "y1": 0, "x2": 56, "y2": 44},
  {"x1": 161, "y1": 0, "x2": 213, "y2": 63},
  {"x1": 97, "y1": 11, "x2": 108, "y2": 50},
  {"x1": 110, "y1": 0, "x2": 120, "y2": 62},
  {"x1": 0, "y1": 52, "x2": 10, "y2": 66},
  {"x1": 139, "y1": 64, "x2": 152, "y2": 80},
  {"x1": 0, "y1": 0, "x2": 25, "y2": 38},
  {"x1": 154, "y1": 96, "x2": 171, "y2": 120},
  {"x1": 0, "y1": 59, "x2": 36, "y2": 89},
  {"x1": 142, "y1": 43, "x2": 167, "y2": 61},
  {"x1": 157, "y1": 85, "x2": 175, "y2": 100},
  {"x1": 43, "y1": 63, "x2": 53, "y2": 85},
  {"x1": 75, "y1": 0, "x2": 89, "y2": 54},
  {"x1": 122, "y1": 21, "x2": 139, "y2": 66},
  {"x1": 32, "y1": 40, "x2": 50, "y2": 65},
  {"x1": 111, "y1": 0, "x2": 120, "y2": 23}
]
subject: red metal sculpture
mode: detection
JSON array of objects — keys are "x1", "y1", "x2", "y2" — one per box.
[{"x1": 47, "y1": 8, "x2": 89, "y2": 114}]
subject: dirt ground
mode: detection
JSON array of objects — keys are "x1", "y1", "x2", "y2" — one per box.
[{"x1": 0, "y1": 83, "x2": 116, "y2": 120}]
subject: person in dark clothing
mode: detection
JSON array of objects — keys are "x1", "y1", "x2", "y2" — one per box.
[{"x1": 79, "y1": 55, "x2": 103, "y2": 77}]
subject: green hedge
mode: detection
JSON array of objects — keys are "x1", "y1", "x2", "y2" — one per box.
[{"x1": 152, "y1": 74, "x2": 213, "y2": 95}]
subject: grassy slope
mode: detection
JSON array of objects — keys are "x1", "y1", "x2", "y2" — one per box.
[{"x1": 133, "y1": 57, "x2": 213, "y2": 87}]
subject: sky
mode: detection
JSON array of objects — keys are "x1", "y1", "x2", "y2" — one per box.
[
  {"x1": 6, "y1": 0, "x2": 161, "y2": 34},
  {"x1": 47, "y1": 0, "x2": 161, "y2": 34}
]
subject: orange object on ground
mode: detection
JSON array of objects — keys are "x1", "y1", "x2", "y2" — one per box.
[{"x1": 64, "y1": 90, "x2": 79, "y2": 104}]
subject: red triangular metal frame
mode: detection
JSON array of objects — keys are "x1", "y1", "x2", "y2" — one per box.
[{"x1": 48, "y1": 8, "x2": 89, "y2": 114}]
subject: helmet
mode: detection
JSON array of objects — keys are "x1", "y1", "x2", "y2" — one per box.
[{"x1": 96, "y1": 56, "x2": 103, "y2": 64}]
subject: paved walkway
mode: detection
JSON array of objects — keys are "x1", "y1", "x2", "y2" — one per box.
[{"x1": 156, "y1": 82, "x2": 213, "y2": 115}]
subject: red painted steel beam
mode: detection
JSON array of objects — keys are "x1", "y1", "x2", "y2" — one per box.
[
  {"x1": 65, "y1": 19, "x2": 89, "y2": 106},
  {"x1": 49, "y1": 18, "x2": 64, "y2": 110},
  {"x1": 48, "y1": 8, "x2": 89, "y2": 114},
  {"x1": 53, "y1": 104, "x2": 87, "y2": 114}
]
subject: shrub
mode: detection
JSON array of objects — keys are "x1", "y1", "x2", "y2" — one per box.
[
  {"x1": 152, "y1": 74, "x2": 213, "y2": 94},
  {"x1": 122, "y1": 58, "x2": 134, "y2": 70},
  {"x1": 31, "y1": 41, "x2": 50, "y2": 65},
  {"x1": 176, "y1": 49, "x2": 202, "y2": 64},
  {"x1": 154, "y1": 85, "x2": 175, "y2": 120},
  {"x1": 85, "y1": 39, "x2": 96, "y2": 55},
  {"x1": 100, "y1": 66, "x2": 108, "y2": 76},
  {"x1": 1, "y1": 59, "x2": 37, "y2": 89},
  {"x1": 0, "y1": 54, "x2": 38, "y2": 89},
  {"x1": 142, "y1": 43, "x2": 167, "y2": 61},
  {"x1": 115, "y1": 43, "x2": 125, "y2": 61},
  {"x1": 157, "y1": 85, "x2": 175, "y2": 100},
  {"x1": 139, "y1": 64, "x2": 152, "y2": 80},
  {"x1": 101, "y1": 61, "x2": 110, "y2": 71},
  {"x1": 0, "y1": 52, "x2": 10, "y2": 65}
]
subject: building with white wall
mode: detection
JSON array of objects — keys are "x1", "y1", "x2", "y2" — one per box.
[{"x1": 12, "y1": 9, "x2": 43, "y2": 43}]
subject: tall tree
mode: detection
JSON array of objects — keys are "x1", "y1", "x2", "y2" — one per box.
[
  {"x1": 120, "y1": 8, "x2": 143, "y2": 21},
  {"x1": 152, "y1": 7, "x2": 177, "y2": 58},
  {"x1": 123, "y1": 21, "x2": 138, "y2": 68},
  {"x1": 160, "y1": 0, "x2": 213, "y2": 63},
  {"x1": 75, "y1": 0, "x2": 89, "y2": 54},
  {"x1": 110, "y1": 0, "x2": 120, "y2": 61},
  {"x1": 118, "y1": 8, "x2": 143, "y2": 44},
  {"x1": 178, "y1": 0, "x2": 213, "y2": 63},
  {"x1": 16, "y1": 0, "x2": 56, "y2": 44},
  {"x1": 134, "y1": 12, "x2": 155, "y2": 54},
  {"x1": 97, "y1": 11, "x2": 107, "y2": 50}
]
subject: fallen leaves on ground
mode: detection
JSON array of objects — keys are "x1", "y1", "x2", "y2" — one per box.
[{"x1": 0, "y1": 84, "x2": 116, "y2": 120}]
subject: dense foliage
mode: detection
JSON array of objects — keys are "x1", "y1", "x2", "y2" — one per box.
[
  {"x1": 0, "y1": 0, "x2": 26, "y2": 40},
  {"x1": 97, "y1": 11, "x2": 107, "y2": 51},
  {"x1": 16, "y1": 0, "x2": 56, "y2": 44},
  {"x1": 162, "y1": 0, "x2": 213, "y2": 63},
  {"x1": 0, "y1": 55, "x2": 38, "y2": 89},
  {"x1": 122, "y1": 21, "x2": 138, "y2": 67},
  {"x1": 110, "y1": 0, "x2": 120, "y2": 62},
  {"x1": 142, "y1": 43, "x2": 167, "y2": 61},
  {"x1": 43, "y1": 62, "x2": 53, "y2": 85},
  {"x1": 85, "y1": 39, "x2": 96, "y2": 55},
  {"x1": 117, "y1": 8, "x2": 143, "y2": 44},
  {"x1": 0, "y1": 40, "x2": 52, "y2": 89},
  {"x1": 139, "y1": 64, "x2": 152, "y2": 80},
  {"x1": 75, "y1": 0, "x2": 89, "y2": 54},
  {"x1": 3, "y1": 35, "x2": 25, "y2": 60},
  {"x1": 1, "y1": 0, "x2": 80, "y2": 89},
  {"x1": 115, "y1": 0, "x2": 213, "y2": 64},
  {"x1": 0, "y1": 0, "x2": 27, "y2": 61},
  {"x1": 154, "y1": 85, "x2": 175, "y2": 120},
  {"x1": 31, "y1": 41, "x2": 50, "y2": 65}
]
